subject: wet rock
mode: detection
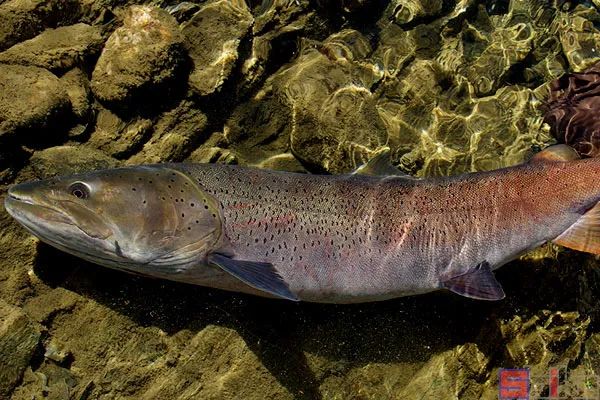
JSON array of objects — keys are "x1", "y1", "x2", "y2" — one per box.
[
  {"x1": 500, "y1": 311, "x2": 589, "y2": 374},
  {"x1": 0, "y1": 64, "x2": 71, "y2": 141},
  {"x1": 556, "y1": 13, "x2": 600, "y2": 72},
  {"x1": 478, "y1": 311, "x2": 591, "y2": 399},
  {"x1": 225, "y1": 94, "x2": 293, "y2": 165},
  {"x1": 465, "y1": 22, "x2": 535, "y2": 96},
  {"x1": 384, "y1": 0, "x2": 444, "y2": 25},
  {"x1": 396, "y1": 343, "x2": 490, "y2": 399},
  {"x1": 228, "y1": 29, "x2": 386, "y2": 172},
  {"x1": 165, "y1": 1, "x2": 200, "y2": 23},
  {"x1": 0, "y1": 0, "x2": 80, "y2": 52},
  {"x1": 186, "y1": 132, "x2": 237, "y2": 164},
  {"x1": 182, "y1": 0, "x2": 254, "y2": 96},
  {"x1": 127, "y1": 100, "x2": 208, "y2": 164},
  {"x1": 0, "y1": 23, "x2": 104, "y2": 72},
  {"x1": 27, "y1": 145, "x2": 119, "y2": 179},
  {"x1": 135, "y1": 325, "x2": 293, "y2": 399},
  {"x1": 0, "y1": 300, "x2": 43, "y2": 398},
  {"x1": 87, "y1": 108, "x2": 152, "y2": 158},
  {"x1": 13, "y1": 362, "x2": 78, "y2": 400},
  {"x1": 60, "y1": 68, "x2": 93, "y2": 137},
  {"x1": 91, "y1": 6, "x2": 186, "y2": 106},
  {"x1": 240, "y1": 1, "x2": 312, "y2": 91},
  {"x1": 376, "y1": 59, "x2": 448, "y2": 158}
]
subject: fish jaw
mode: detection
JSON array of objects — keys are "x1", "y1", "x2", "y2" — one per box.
[{"x1": 4, "y1": 183, "x2": 124, "y2": 268}]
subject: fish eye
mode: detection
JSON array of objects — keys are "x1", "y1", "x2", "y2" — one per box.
[{"x1": 69, "y1": 182, "x2": 90, "y2": 199}]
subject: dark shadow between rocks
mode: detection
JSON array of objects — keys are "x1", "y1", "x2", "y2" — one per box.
[{"x1": 32, "y1": 242, "x2": 595, "y2": 399}]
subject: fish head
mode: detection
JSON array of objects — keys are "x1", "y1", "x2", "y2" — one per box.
[{"x1": 5, "y1": 166, "x2": 223, "y2": 275}]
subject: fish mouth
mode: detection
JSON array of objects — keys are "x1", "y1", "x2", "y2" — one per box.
[
  {"x1": 7, "y1": 187, "x2": 34, "y2": 205},
  {"x1": 5, "y1": 188, "x2": 73, "y2": 226}
]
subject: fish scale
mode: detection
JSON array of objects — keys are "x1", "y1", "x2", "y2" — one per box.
[{"x1": 6, "y1": 145, "x2": 600, "y2": 303}]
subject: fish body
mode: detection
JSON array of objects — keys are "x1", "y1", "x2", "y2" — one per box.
[{"x1": 5, "y1": 145, "x2": 600, "y2": 303}]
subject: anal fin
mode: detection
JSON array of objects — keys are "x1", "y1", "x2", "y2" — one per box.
[
  {"x1": 207, "y1": 253, "x2": 299, "y2": 301},
  {"x1": 441, "y1": 262, "x2": 505, "y2": 301},
  {"x1": 553, "y1": 202, "x2": 600, "y2": 255}
]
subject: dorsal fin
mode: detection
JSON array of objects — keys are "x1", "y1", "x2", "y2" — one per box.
[
  {"x1": 353, "y1": 148, "x2": 415, "y2": 178},
  {"x1": 553, "y1": 202, "x2": 600, "y2": 254},
  {"x1": 529, "y1": 144, "x2": 579, "y2": 163}
]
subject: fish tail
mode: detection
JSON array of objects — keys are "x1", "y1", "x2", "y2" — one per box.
[{"x1": 553, "y1": 202, "x2": 600, "y2": 255}]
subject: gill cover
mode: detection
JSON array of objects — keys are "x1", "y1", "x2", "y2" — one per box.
[{"x1": 98, "y1": 166, "x2": 224, "y2": 266}]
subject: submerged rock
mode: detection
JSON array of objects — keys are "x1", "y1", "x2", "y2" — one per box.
[
  {"x1": 87, "y1": 107, "x2": 152, "y2": 158},
  {"x1": 127, "y1": 100, "x2": 208, "y2": 164},
  {"x1": 0, "y1": 300, "x2": 42, "y2": 398},
  {"x1": 91, "y1": 6, "x2": 186, "y2": 106},
  {"x1": 384, "y1": 0, "x2": 444, "y2": 25},
  {"x1": 0, "y1": 64, "x2": 71, "y2": 141},
  {"x1": 182, "y1": 0, "x2": 254, "y2": 96},
  {"x1": 59, "y1": 68, "x2": 93, "y2": 135},
  {"x1": 556, "y1": 13, "x2": 600, "y2": 73},
  {"x1": 227, "y1": 29, "x2": 386, "y2": 172},
  {"x1": 0, "y1": 23, "x2": 104, "y2": 72},
  {"x1": 465, "y1": 22, "x2": 535, "y2": 96},
  {"x1": 0, "y1": 0, "x2": 80, "y2": 52},
  {"x1": 27, "y1": 145, "x2": 119, "y2": 178},
  {"x1": 396, "y1": 343, "x2": 490, "y2": 399}
]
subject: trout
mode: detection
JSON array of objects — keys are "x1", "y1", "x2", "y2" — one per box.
[{"x1": 4, "y1": 145, "x2": 600, "y2": 303}]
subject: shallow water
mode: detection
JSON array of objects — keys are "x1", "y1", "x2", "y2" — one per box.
[{"x1": 1, "y1": 0, "x2": 600, "y2": 399}]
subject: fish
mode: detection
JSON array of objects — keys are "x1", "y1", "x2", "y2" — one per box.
[{"x1": 4, "y1": 144, "x2": 600, "y2": 303}]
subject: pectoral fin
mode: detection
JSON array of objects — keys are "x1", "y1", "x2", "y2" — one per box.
[
  {"x1": 441, "y1": 262, "x2": 505, "y2": 301},
  {"x1": 207, "y1": 253, "x2": 299, "y2": 301}
]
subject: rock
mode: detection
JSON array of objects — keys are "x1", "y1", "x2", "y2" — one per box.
[
  {"x1": 500, "y1": 311, "x2": 589, "y2": 375},
  {"x1": 478, "y1": 311, "x2": 591, "y2": 399},
  {"x1": 186, "y1": 132, "x2": 237, "y2": 164},
  {"x1": 137, "y1": 325, "x2": 293, "y2": 399},
  {"x1": 465, "y1": 22, "x2": 535, "y2": 96},
  {"x1": 396, "y1": 343, "x2": 490, "y2": 399},
  {"x1": 165, "y1": 1, "x2": 200, "y2": 23},
  {"x1": 0, "y1": 300, "x2": 43, "y2": 398},
  {"x1": 27, "y1": 145, "x2": 119, "y2": 179},
  {"x1": 227, "y1": 29, "x2": 386, "y2": 173},
  {"x1": 240, "y1": 1, "x2": 312, "y2": 92},
  {"x1": 127, "y1": 100, "x2": 208, "y2": 164},
  {"x1": 0, "y1": 0, "x2": 81, "y2": 52},
  {"x1": 91, "y1": 6, "x2": 186, "y2": 106},
  {"x1": 87, "y1": 107, "x2": 152, "y2": 159},
  {"x1": 0, "y1": 64, "x2": 71, "y2": 141},
  {"x1": 0, "y1": 23, "x2": 104, "y2": 72},
  {"x1": 556, "y1": 13, "x2": 600, "y2": 73},
  {"x1": 182, "y1": 0, "x2": 254, "y2": 96},
  {"x1": 59, "y1": 68, "x2": 93, "y2": 136},
  {"x1": 384, "y1": 0, "x2": 444, "y2": 25},
  {"x1": 13, "y1": 362, "x2": 78, "y2": 400}
]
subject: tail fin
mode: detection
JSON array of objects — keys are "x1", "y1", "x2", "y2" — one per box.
[{"x1": 553, "y1": 203, "x2": 600, "y2": 255}]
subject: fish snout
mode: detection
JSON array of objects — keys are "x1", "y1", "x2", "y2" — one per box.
[{"x1": 7, "y1": 181, "x2": 40, "y2": 205}]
